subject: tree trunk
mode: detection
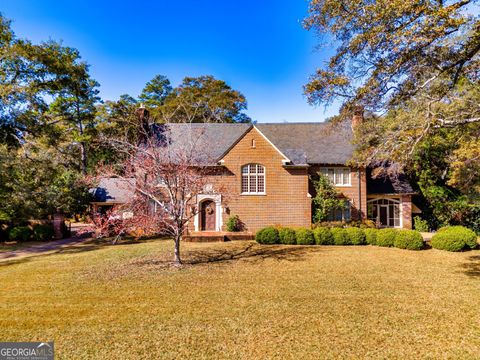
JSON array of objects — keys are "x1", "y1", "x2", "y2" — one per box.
[
  {"x1": 173, "y1": 236, "x2": 182, "y2": 265},
  {"x1": 80, "y1": 141, "x2": 87, "y2": 175}
]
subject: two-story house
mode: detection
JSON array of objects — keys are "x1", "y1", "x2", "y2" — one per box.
[{"x1": 92, "y1": 116, "x2": 417, "y2": 234}]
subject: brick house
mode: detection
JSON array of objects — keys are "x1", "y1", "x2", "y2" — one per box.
[{"x1": 92, "y1": 118, "x2": 417, "y2": 233}]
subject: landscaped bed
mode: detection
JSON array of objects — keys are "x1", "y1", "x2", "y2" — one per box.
[{"x1": 0, "y1": 239, "x2": 479, "y2": 359}]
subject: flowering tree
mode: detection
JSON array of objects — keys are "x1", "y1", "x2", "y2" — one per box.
[{"x1": 92, "y1": 121, "x2": 221, "y2": 265}]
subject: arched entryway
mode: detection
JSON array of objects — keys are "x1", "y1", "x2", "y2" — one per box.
[{"x1": 200, "y1": 200, "x2": 216, "y2": 231}]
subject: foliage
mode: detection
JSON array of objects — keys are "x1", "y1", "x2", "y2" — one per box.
[
  {"x1": 33, "y1": 224, "x2": 54, "y2": 241},
  {"x1": 8, "y1": 226, "x2": 31, "y2": 242},
  {"x1": 313, "y1": 227, "x2": 333, "y2": 245},
  {"x1": 330, "y1": 228, "x2": 350, "y2": 246},
  {"x1": 431, "y1": 226, "x2": 478, "y2": 252},
  {"x1": 345, "y1": 227, "x2": 366, "y2": 245},
  {"x1": 295, "y1": 228, "x2": 315, "y2": 245},
  {"x1": 394, "y1": 230, "x2": 424, "y2": 251},
  {"x1": 311, "y1": 174, "x2": 346, "y2": 223},
  {"x1": 364, "y1": 228, "x2": 378, "y2": 246},
  {"x1": 256, "y1": 227, "x2": 279, "y2": 245},
  {"x1": 278, "y1": 227, "x2": 296, "y2": 245},
  {"x1": 413, "y1": 216, "x2": 429, "y2": 233},
  {"x1": 161, "y1": 75, "x2": 251, "y2": 123},
  {"x1": 138, "y1": 75, "x2": 172, "y2": 108},
  {"x1": 226, "y1": 215, "x2": 242, "y2": 232},
  {"x1": 376, "y1": 229, "x2": 398, "y2": 247}
]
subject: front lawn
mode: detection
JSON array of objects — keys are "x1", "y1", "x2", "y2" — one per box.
[{"x1": 0, "y1": 240, "x2": 479, "y2": 359}]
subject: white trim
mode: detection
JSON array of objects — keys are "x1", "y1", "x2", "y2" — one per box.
[
  {"x1": 194, "y1": 194, "x2": 222, "y2": 232},
  {"x1": 367, "y1": 197, "x2": 402, "y2": 228},
  {"x1": 320, "y1": 167, "x2": 352, "y2": 187},
  {"x1": 241, "y1": 163, "x2": 266, "y2": 195},
  {"x1": 252, "y1": 126, "x2": 290, "y2": 162}
]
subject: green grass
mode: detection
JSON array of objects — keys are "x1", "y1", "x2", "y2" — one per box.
[{"x1": 1, "y1": 239, "x2": 479, "y2": 359}]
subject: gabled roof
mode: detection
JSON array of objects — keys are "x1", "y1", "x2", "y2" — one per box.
[
  {"x1": 151, "y1": 122, "x2": 354, "y2": 165},
  {"x1": 255, "y1": 123, "x2": 354, "y2": 165},
  {"x1": 90, "y1": 178, "x2": 135, "y2": 204}
]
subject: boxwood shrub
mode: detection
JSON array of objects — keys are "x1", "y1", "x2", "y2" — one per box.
[
  {"x1": 330, "y1": 228, "x2": 351, "y2": 245},
  {"x1": 394, "y1": 230, "x2": 424, "y2": 250},
  {"x1": 376, "y1": 228, "x2": 397, "y2": 247},
  {"x1": 33, "y1": 224, "x2": 55, "y2": 242},
  {"x1": 296, "y1": 228, "x2": 315, "y2": 245},
  {"x1": 313, "y1": 227, "x2": 333, "y2": 245},
  {"x1": 278, "y1": 227, "x2": 296, "y2": 245},
  {"x1": 255, "y1": 227, "x2": 279, "y2": 244},
  {"x1": 431, "y1": 226, "x2": 478, "y2": 252},
  {"x1": 8, "y1": 226, "x2": 31, "y2": 242},
  {"x1": 345, "y1": 227, "x2": 366, "y2": 245},
  {"x1": 364, "y1": 228, "x2": 378, "y2": 245}
]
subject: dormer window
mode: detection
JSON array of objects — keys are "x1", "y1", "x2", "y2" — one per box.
[{"x1": 241, "y1": 164, "x2": 265, "y2": 194}]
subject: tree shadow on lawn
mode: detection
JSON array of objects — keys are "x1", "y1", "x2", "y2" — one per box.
[
  {"x1": 0, "y1": 237, "x2": 167, "y2": 268},
  {"x1": 131, "y1": 243, "x2": 323, "y2": 270},
  {"x1": 460, "y1": 254, "x2": 480, "y2": 278}
]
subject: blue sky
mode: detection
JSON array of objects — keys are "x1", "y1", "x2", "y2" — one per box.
[{"x1": 0, "y1": 0, "x2": 338, "y2": 123}]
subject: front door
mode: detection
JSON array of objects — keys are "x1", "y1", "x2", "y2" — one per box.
[
  {"x1": 379, "y1": 205, "x2": 388, "y2": 227},
  {"x1": 201, "y1": 200, "x2": 216, "y2": 231}
]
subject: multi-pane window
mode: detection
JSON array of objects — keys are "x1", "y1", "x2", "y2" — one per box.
[
  {"x1": 241, "y1": 164, "x2": 265, "y2": 194},
  {"x1": 367, "y1": 198, "x2": 401, "y2": 228},
  {"x1": 327, "y1": 200, "x2": 351, "y2": 221},
  {"x1": 320, "y1": 167, "x2": 351, "y2": 186}
]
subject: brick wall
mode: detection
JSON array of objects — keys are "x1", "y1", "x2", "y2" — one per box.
[
  {"x1": 309, "y1": 165, "x2": 367, "y2": 221},
  {"x1": 401, "y1": 195, "x2": 413, "y2": 229},
  {"x1": 195, "y1": 127, "x2": 311, "y2": 232}
]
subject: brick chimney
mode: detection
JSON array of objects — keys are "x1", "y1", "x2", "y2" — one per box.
[
  {"x1": 136, "y1": 104, "x2": 150, "y2": 142},
  {"x1": 352, "y1": 106, "x2": 364, "y2": 130}
]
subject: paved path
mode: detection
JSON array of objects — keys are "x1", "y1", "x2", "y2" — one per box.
[{"x1": 0, "y1": 236, "x2": 89, "y2": 262}]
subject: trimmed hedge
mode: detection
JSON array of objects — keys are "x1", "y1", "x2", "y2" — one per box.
[
  {"x1": 255, "y1": 227, "x2": 279, "y2": 244},
  {"x1": 296, "y1": 228, "x2": 315, "y2": 245},
  {"x1": 8, "y1": 226, "x2": 31, "y2": 242},
  {"x1": 364, "y1": 228, "x2": 378, "y2": 245},
  {"x1": 33, "y1": 224, "x2": 55, "y2": 241},
  {"x1": 278, "y1": 227, "x2": 296, "y2": 245},
  {"x1": 346, "y1": 227, "x2": 366, "y2": 245},
  {"x1": 313, "y1": 227, "x2": 333, "y2": 245},
  {"x1": 431, "y1": 226, "x2": 478, "y2": 252},
  {"x1": 376, "y1": 228, "x2": 397, "y2": 247},
  {"x1": 394, "y1": 230, "x2": 424, "y2": 250},
  {"x1": 330, "y1": 228, "x2": 351, "y2": 245}
]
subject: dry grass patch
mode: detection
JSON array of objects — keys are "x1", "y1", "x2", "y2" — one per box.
[{"x1": 0, "y1": 240, "x2": 479, "y2": 359}]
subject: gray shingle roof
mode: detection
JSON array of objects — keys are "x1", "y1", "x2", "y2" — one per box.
[
  {"x1": 152, "y1": 122, "x2": 353, "y2": 165},
  {"x1": 255, "y1": 123, "x2": 354, "y2": 165},
  {"x1": 366, "y1": 168, "x2": 415, "y2": 195},
  {"x1": 90, "y1": 178, "x2": 135, "y2": 204}
]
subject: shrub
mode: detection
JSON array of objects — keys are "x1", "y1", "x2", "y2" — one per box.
[
  {"x1": 255, "y1": 227, "x2": 279, "y2": 244},
  {"x1": 33, "y1": 224, "x2": 55, "y2": 241},
  {"x1": 345, "y1": 227, "x2": 366, "y2": 245},
  {"x1": 278, "y1": 227, "x2": 296, "y2": 245},
  {"x1": 296, "y1": 228, "x2": 315, "y2": 245},
  {"x1": 315, "y1": 221, "x2": 345, "y2": 228},
  {"x1": 376, "y1": 228, "x2": 397, "y2": 247},
  {"x1": 431, "y1": 226, "x2": 478, "y2": 252},
  {"x1": 226, "y1": 215, "x2": 242, "y2": 232},
  {"x1": 413, "y1": 216, "x2": 429, "y2": 232},
  {"x1": 364, "y1": 228, "x2": 378, "y2": 245},
  {"x1": 313, "y1": 227, "x2": 333, "y2": 245},
  {"x1": 330, "y1": 228, "x2": 351, "y2": 245},
  {"x1": 8, "y1": 226, "x2": 31, "y2": 242},
  {"x1": 394, "y1": 230, "x2": 424, "y2": 250}
]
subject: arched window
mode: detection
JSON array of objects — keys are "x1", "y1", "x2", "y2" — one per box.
[
  {"x1": 367, "y1": 198, "x2": 401, "y2": 228},
  {"x1": 241, "y1": 164, "x2": 265, "y2": 194}
]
